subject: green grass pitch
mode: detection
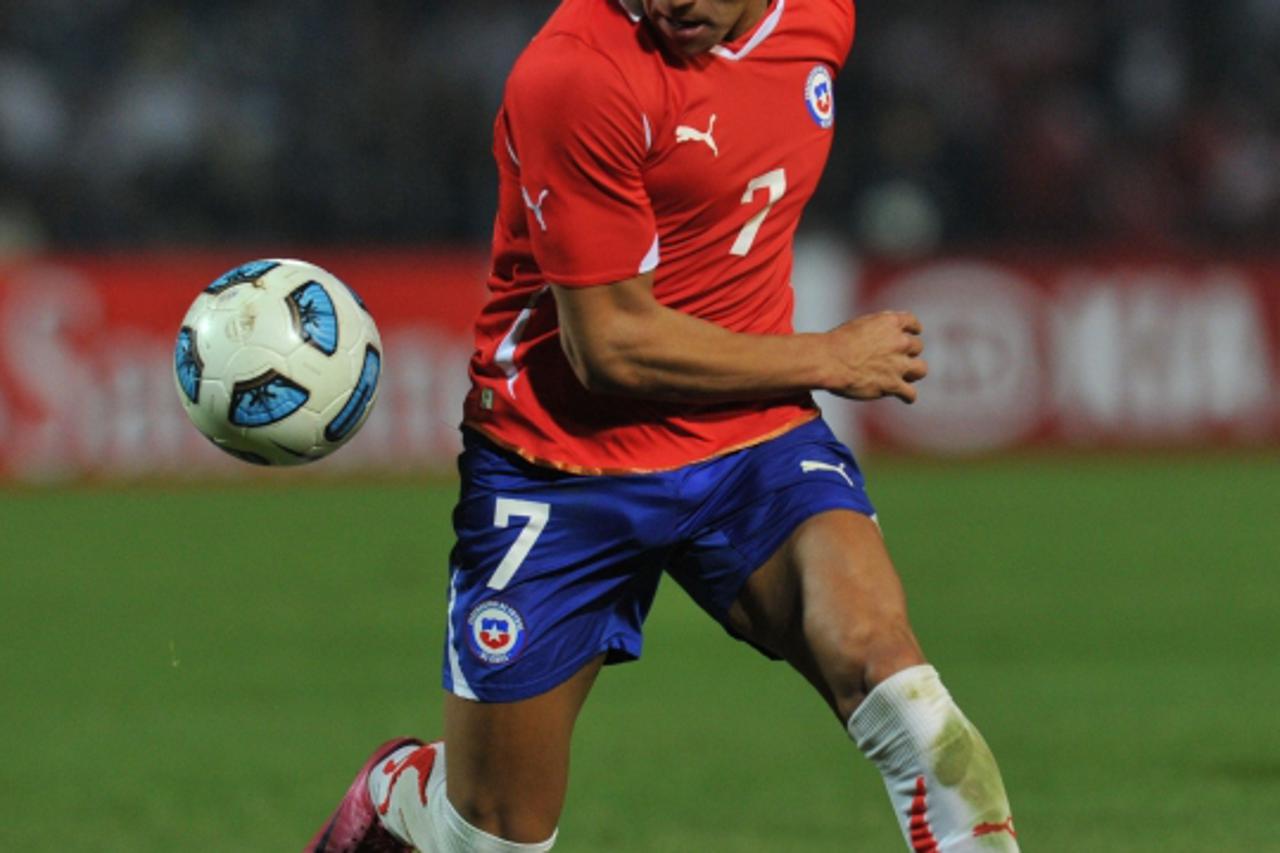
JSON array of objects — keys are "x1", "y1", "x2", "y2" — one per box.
[{"x1": 2, "y1": 453, "x2": 1277, "y2": 851}]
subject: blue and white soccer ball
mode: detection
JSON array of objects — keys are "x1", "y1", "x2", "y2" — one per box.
[{"x1": 174, "y1": 258, "x2": 382, "y2": 466}]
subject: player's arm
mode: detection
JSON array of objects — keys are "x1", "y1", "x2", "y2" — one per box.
[{"x1": 553, "y1": 274, "x2": 927, "y2": 404}]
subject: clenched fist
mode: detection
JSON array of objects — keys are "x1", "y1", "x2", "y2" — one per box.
[{"x1": 823, "y1": 311, "x2": 928, "y2": 403}]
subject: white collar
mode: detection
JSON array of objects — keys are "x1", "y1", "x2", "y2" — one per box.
[
  {"x1": 711, "y1": 0, "x2": 785, "y2": 61},
  {"x1": 615, "y1": 0, "x2": 784, "y2": 60},
  {"x1": 616, "y1": 0, "x2": 642, "y2": 23}
]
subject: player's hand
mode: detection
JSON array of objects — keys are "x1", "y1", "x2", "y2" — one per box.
[{"x1": 824, "y1": 311, "x2": 928, "y2": 403}]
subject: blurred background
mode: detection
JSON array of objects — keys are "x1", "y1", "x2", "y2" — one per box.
[
  {"x1": 1, "y1": 2, "x2": 1277, "y2": 851},
  {"x1": 1, "y1": 0, "x2": 1277, "y2": 251}
]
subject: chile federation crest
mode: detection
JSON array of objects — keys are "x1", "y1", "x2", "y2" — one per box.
[
  {"x1": 467, "y1": 600, "x2": 527, "y2": 665},
  {"x1": 805, "y1": 65, "x2": 835, "y2": 129}
]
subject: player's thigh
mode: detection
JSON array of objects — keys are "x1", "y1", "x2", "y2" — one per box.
[
  {"x1": 441, "y1": 432, "x2": 673, "y2": 836},
  {"x1": 727, "y1": 509, "x2": 925, "y2": 719},
  {"x1": 443, "y1": 653, "x2": 604, "y2": 842}
]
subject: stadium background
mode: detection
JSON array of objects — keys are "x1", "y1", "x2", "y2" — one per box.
[{"x1": 1, "y1": 1, "x2": 1277, "y2": 850}]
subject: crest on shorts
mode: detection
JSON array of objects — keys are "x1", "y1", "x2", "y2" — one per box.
[
  {"x1": 805, "y1": 65, "x2": 835, "y2": 129},
  {"x1": 467, "y1": 600, "x2": 526, "y2": 664}
]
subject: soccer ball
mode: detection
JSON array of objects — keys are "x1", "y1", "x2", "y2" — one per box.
[{"x1": 173, "y1": 259, "x2": 382, "y2": 466}]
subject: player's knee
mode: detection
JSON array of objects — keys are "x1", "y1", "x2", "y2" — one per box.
[
  {"x1": 449, "y1": 790, "x2": 560, "y2": 846},
  {"x1": 817, "y1": 613, "x2": 924, "y2": 718}
]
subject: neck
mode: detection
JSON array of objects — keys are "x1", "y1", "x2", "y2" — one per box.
[{"x1": 728, "y1": 0, "x2": 771, "y2": 42}]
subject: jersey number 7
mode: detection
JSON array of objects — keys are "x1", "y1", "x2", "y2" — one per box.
[
  {"x1": 730, "y1": 168, "x2": 787, "y2": 257},
  {"x1": 488, "y1": 497, "x2": 551, "y2": 591}
]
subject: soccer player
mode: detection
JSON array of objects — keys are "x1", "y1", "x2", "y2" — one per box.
[{"x1": 305, "y1": 0, "x2": 1019, "y2": 850}]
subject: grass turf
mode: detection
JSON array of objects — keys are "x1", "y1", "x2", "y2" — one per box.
[{"x1": 1, "y1": 453, "x2": 1277, "y2": 851}]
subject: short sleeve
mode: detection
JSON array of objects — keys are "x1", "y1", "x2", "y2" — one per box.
[
  {"x1": 502, "y1": 36, "x2": 658, "y2": 287},
  {"x1": 833, "y1": 0, "x2": 856, "y2": 71}
]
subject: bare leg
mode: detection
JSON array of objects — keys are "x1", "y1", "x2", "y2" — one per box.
[
  {"x1": 443, "y1": 654, "x2": 605, "y2": 843},
  {"x1": 727, "y1": 510, "x2": 924, "y2": 719},
  {"x1": 371, "y1": 655, "x2": 604, "y2": 851},
  {"x1": 727, "y1": 510, "x2": 1018, "y2": 852}
]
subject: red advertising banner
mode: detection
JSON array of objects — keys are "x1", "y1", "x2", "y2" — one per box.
[
  {"x1": 0, "y1": 249, "x2": 1276, "y2": 482},
  {"x1": 0, "y1": 251, "x2": 490, "y2": 482},
  {"x1": 853, "y1": 256, "x2": 1280, "y2": 454}
]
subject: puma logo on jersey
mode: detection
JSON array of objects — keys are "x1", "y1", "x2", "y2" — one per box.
[
  {"x1": 521, "y1": 186, "x2": 550, "y2": 231},
  {"x1": 675, "y1": 114, "x2": 719, "y2": 157},
  {"x1": 800, "y1": 459, "x2": 854, "y2": 487}
]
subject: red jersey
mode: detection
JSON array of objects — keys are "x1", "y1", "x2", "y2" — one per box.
[{"x1": 463, "y1": 0, "x2": 856, "y2": 474}]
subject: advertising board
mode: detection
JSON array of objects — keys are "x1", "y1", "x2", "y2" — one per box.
[{"x1": 0, "y1": 249, "x2": 1275, "y2": 481}]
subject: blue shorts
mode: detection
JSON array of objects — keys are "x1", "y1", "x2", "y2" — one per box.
[{"x1": 442, "y1": 417, "x2": 876, "y2": 702}]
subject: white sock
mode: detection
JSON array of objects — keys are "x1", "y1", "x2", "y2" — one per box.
[
  {"x1": 367, "y1": 742, "x2": 558, "y2": 852},
  {"x1": 367, "y1": 742, "x2": 431, "y2": 842},
  {"x1": 848, "y1": 665, "x2": 1019, "y2": 852}
]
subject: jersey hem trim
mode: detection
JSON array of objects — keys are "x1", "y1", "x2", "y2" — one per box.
[{"x1": 460, "y1": 409, "x2": 822, "y2": 476}]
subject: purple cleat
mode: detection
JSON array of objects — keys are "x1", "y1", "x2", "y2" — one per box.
[{"x1": 303, "y1": 737, "x2": 424, "y2": 853}]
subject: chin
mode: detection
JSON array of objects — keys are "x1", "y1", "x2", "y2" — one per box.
[
  {"x1": 674, "y1": 40, "x2": 715, "y2": 56},
  {"x1": 665, "y1": 28, "x2": 727, "y2": 57}
]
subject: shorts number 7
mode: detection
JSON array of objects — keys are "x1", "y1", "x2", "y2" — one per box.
[{"x1": 488, "y1": 497, "x2": 551, "y2": 591}]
